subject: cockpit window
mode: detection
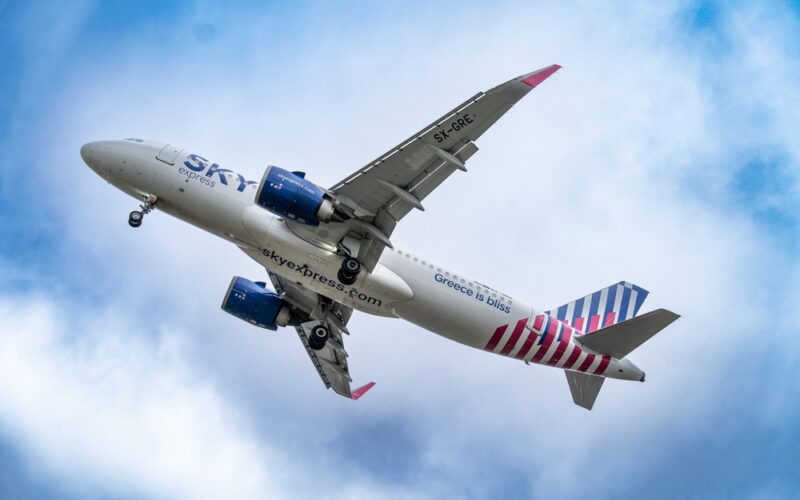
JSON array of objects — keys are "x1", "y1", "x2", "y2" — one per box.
[{"x1": 124, "y1": 138, "x2": 144, "y2": 143}]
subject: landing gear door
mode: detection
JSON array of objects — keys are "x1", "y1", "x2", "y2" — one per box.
[{"x1": 156, "y1": 144, "x2": 182, "y2": 165}]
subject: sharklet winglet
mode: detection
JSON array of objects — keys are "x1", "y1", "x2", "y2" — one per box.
[
  {"x1": 350, "y1": 382, "x2": 376, "y2": 400},
  {"x1": 519, "y1": 64, "x2": 561, "y2": 88}
]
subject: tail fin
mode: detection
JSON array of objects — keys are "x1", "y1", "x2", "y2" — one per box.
[
  {"x1": 576, "y1": 308, "x2": 680, "y2": 359},
  {"x1": 545, "y1": 281, "x2": 649, "y2": 334},
  {"x1": 566, "y1": 372, "x2": 605, "y2": 410}
]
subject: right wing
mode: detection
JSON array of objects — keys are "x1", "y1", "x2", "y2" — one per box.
[
  {"x1": 286, "y1": 64, "x2": 562, "y2": 271},
  {"x1": 267, "y1": 270, "x2": 374, "y2": 399}
]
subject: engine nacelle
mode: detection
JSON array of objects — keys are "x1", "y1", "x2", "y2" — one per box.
[
  {"x1": 255, "y1": 166, "x2": 337, "y2": 226},
  {"x1": 221, "y1": 276, "x2": 291, "y2": 331}
]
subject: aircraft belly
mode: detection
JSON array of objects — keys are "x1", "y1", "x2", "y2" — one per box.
[
  {"x1": 241, "y1": 206, "x2": 412, "y2": 316},
  {"x1": 382, "y1": 252, "x2": 534, "y2": 351}
]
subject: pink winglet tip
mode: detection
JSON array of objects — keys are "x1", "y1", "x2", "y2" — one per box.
[
  {"x1": 520, "y1": 64, "x2": 561, "y2": 88},
  {"x1": 350, "y1": 382, "x2": 376, "y2": 400}
]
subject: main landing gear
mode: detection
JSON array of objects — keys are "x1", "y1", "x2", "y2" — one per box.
[
  {"x1": 308, "y1": 323, "x2": 330, "y2": 351},
  {"x1": 128, "y1": 195, "x2": 158, "y2": 228},
  {"x1": 337, "y1": 256, "x2": 362, "y2": 285}
]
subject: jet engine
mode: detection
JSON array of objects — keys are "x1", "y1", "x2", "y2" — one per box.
[
  {"x1": 255, "y1": 166, "x2": 345, "y2": 226},
  {"x1": 221, "y1": 276, "x2": 291, "y2": 330}
]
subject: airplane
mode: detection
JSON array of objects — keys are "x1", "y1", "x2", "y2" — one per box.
[{"x1": 80, "y1": 64, "x2": 679, "y2": 410}]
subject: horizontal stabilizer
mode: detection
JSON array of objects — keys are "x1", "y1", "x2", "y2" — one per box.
[
  {"x1": 576, "y1": 309, "x2": 680, "y2": 359},
  {"x1": 566, "y1": 371, "x2": 605, "y2": 410}
]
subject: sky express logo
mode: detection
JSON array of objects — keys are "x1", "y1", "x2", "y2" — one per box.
[
  {"x1": 180, "y1": 154, "x2": 258, "y2": 191},
  {"x1": 261, "y1": 248, "x2": 383, "y2": 307}
]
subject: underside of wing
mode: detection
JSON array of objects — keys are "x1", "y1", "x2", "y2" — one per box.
[
  {"x1": 287, "y1": 65, "x2": 561, "y2": 271},
  {"x1": 267, "y1": 271, "x2": 374, "y2": 399}
]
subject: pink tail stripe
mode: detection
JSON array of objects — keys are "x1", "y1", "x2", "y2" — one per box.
[
  {"x1": 499, "y1": 319, "x2": 527, "y2": 356},
  {"x1": 564, "y1": 346, "x2": 582, "y2": 369},
  {"x1": 484, "y1": 325, "x2": 508, "y2": 351},
  {"x1": 603, "y1": 311, "x2": 616, "y2": 327},
  {"x1": 578, "y1": 354, "x2": 596, "y2": 372},
  {"x1": 532, "y1": 314, "x2": 545, "y2": 331},
  {"x1": 573, "y1": 316, "x2": 585, "y2": 333},
  {"x1": 514, "y1": 332, "x2": 538, "y2": 359},
  {"x1": 587, "y1": 315, "x2": 600, "y2": 333},
  {"x1": 594, "y1": 355, "x2": 611, "y2": 375},
  {"x1": 531, "y1": 321, "x2": 558, "y2": 363},
  {"x1": 546, "y1": 325, "x2": 572, "y2": 366}
]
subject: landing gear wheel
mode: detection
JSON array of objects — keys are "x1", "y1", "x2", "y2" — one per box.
[
  {"x1": 308, "y1": 324, "x2": 330, "y2": 351},
  {"x1": 128, "y1": 195, "x2": 158, "y2": 228},
  {"x1": 337, "y1": 257, "x2": 362, "y2": 285},
  {"x1": 128, "y1": 210, "x2": 143, "y2": 228}
]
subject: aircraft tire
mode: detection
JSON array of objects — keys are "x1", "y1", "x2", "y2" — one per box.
[
  {"x1": 308, "y1": 324, "x2": 330, "y2": 351},
  {"x1": 128, "y1": 211, "x2": 143, "y2": 228},
  {"x1": 338, "y1": 257, "x2": 361, "y2": 285}
]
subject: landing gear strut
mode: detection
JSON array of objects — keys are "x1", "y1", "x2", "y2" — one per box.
[
  {"x1": 337, "y1": 256, "x2": 362, "y2": 285},
  {"x1": 308, "y1": 323, "x2": 330, "y2": 351},
  {"x1": 129, "y1": 195, "x2": 158, "y2": 228}
]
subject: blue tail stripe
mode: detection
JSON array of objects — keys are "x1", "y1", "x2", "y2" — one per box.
[
  {"x1": 570, "y1": 297, "x2": 585, "y2": 325},
  {"x1": 633, "y1": 288, "x2": 649, "y2": 317},
  {"x1": 557, "y1": 304, "x2": 568, "y2": 321},
  {"x1": 619, "y1": 287, "x2": 632, "y2": 322},
  {"x1": 538, "y1": 317, "x2": 549, "y2": 345},
  {"x1": 604, "y1": 284, "x2": 618, "y2": 320},
  {"x1": 587, "y1": 291, "x2": 601, "y2": 322}
]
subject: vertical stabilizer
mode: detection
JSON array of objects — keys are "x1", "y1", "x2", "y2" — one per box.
[
  {"x1": 565, "y1": 371, "x2": 605, "y2": 410},
  {"x1": 546, "y1": 281, "x2": 649, "y2": 334}
]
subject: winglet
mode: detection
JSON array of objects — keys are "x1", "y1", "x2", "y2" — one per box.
[
  {"x1": 519, "y1": 64, "x2": 561, "y2": 88},
  {"x1": 350, "y1": 382, "x2": 376, "y2": 400}
]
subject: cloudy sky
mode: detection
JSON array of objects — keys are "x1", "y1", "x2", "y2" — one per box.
[{"x1": 1, "y1": 0, "x2": 799, "y2": 498}]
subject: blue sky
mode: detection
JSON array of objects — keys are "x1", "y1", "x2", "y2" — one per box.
[{"x1": 1, "y1": 1, "x2": 799, "y2": 498}]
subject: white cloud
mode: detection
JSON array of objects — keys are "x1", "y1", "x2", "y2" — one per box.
[
  {"x1": 0, "y1": 297, "x2": 285, "y2": 499},
  {"x1": 3, "y1": 0, "x2": 799, "y2": 498}
]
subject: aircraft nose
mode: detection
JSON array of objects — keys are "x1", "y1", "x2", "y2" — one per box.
[
  {"x1": 80, "y1": 142, "x2": 94, "y2": 164},
  {"x1": 80, "y1": 140, "x2": 118, "y2": 174}
]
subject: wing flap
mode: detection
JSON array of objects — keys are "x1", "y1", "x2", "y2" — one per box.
[{"x1": 266, "y1": 270, "x2": 372, "y2": 399}]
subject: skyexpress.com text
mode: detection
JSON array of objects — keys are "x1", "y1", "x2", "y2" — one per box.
[{"x1": 261, "y1": 248, "x2": 383, "y2": 307}]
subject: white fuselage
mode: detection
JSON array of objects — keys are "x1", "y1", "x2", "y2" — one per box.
[{"x1": 80, "y1": 139, "x2": 642, "y2": 381}]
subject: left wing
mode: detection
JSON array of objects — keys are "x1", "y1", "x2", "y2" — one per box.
[
  {"x1": 267, "y1": 270, "x2": 374, "y2": 399},
  {"x1": 287, "y1": 64, "x2": 561, "y2": 271}
]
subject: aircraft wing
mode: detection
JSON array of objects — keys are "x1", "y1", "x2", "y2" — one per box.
[
  {"x1": 287, "y1": 64, "x2": 561, "y2": 271},
  {"x1": 267, "y1": 271, "x2": 374, "y2": 399}
]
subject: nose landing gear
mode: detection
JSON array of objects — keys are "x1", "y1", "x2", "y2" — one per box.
[
  {"x1": 129, "y1": 195, "x2": 158, "y2": 228},
  {"x1": 337, "y1": 256, "x2": 362, "y2": 285}
]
